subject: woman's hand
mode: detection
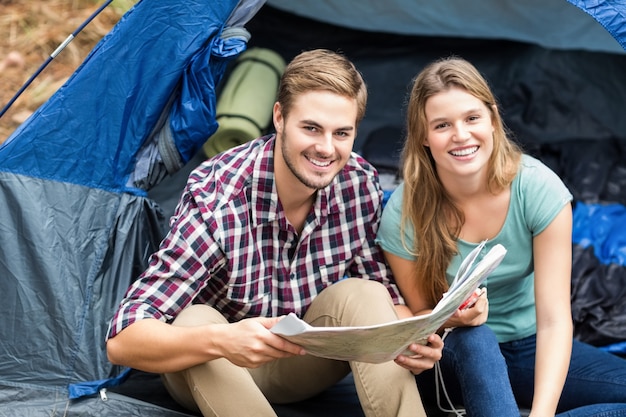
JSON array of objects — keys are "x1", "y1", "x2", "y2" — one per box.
[
  {"x1": 447, "y1": 288, "x2": 489, "y2": 328},
  {"x1": 394, "y1": 333, "x2": 443, "y2": 375}
]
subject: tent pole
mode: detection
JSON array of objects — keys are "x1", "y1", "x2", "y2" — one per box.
[{"x1": 0, "y1": 0, "x2": 114, "y2": 120}]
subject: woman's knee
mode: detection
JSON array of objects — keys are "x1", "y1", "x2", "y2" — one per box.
[{"x1": 444, "y1": 325, "x2": 500, "y2": 356}]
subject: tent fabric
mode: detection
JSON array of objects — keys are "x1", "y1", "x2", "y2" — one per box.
[
  {"x1": 244, "y1": 5, "x2": 626, "y2": 155},
  {"x1": 265, "y1": 0, "x2": 626, "y2": 54},
  {"x1": 0, "y1": 0, "x2": 258, "y2": 193},
  {"x1": 0, "y1": 386, "x2": 194, "y2": 417},
  {"x1": 1, "y1": 1, "x2": 625, "y2": 416},
  {"x1": 0, "y1": 0, "x2": 265, "y2": 414},
  {"x1": 0, "y1": 177, "x2": 162, "y2": 385},
  {"x1": 567, "y1": 0, "x2": 626, "y2": 51}
]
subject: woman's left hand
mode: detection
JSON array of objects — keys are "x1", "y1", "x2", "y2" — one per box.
[
  {"x1": 447, "y1": 288, "x2": 489, "y2": 327},
  {"x1": 394, "y1": 333, "x2": 444, "y2": 375}
]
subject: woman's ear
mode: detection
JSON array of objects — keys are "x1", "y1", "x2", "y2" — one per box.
[{"x1": 491, "y1": 104, "x2": 498, "y2": 132}]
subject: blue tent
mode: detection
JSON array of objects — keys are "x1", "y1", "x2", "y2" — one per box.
[
  {"x1": 0, "y1": 0, "x2": 263, "y2": 414},
  {"x1": 0, "y1": 0, "x2": 625, "y2": 415}
]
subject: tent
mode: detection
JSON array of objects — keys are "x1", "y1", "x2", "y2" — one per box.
[{"x1": 0, "y1": 0, "x2": 625, "y2": 416}]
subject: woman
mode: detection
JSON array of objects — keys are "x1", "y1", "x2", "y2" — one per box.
[{"x1": 376, "y1": 56, "x2": 626, "y2": 417}]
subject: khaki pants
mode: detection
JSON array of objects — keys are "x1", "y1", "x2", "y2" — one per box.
[{"x1": 162, "y1": 278, "x2": 426, "y2": 417}]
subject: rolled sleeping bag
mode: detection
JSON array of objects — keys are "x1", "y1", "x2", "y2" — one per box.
[{"x1": 203, "y1": 47, "x2": 285, "y2": 158}]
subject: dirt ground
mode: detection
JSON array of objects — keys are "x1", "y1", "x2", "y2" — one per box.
[{"x1": 0, "y1": 0, "x2": 133, "y2": 144}]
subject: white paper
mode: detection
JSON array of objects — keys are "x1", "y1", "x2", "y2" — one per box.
[{"x1": 271, "y1": 242, "x2": 506, "y2": 363}]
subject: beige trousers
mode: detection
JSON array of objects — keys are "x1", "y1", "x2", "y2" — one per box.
[{"x1": 162, "y1": 278, "x2": 426, "y2": 417}]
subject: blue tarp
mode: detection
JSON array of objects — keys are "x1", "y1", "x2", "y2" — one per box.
[{"x1": 573, "y1": 202, "x2": 626, "y2": 266}]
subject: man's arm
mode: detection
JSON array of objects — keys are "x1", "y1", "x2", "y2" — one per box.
[
  {"x1": 106, "y1": 316, "x2": 306, "y2": 373},
  {"x1": 106, "y1": 185, "x2": 305, "y2": 374}
]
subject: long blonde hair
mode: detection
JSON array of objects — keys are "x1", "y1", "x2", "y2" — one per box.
[{"x1": 401, "y1": 57, "x2": 522, "y2": 306}]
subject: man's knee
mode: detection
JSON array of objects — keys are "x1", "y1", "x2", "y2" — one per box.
[
  {"x1": 324, "y1": 278, "x2": 391, "y2": 302},
  {"x1": 307, "y1": 278, "x2": 396, "y2": 327},
  {"x1": 172, "y1": 304, "x2": 228, "y2": 327}
]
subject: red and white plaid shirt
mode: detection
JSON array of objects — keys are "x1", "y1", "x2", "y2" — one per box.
[{"x1": 107, "y1": 135, "x2": 402, "y2": 339}]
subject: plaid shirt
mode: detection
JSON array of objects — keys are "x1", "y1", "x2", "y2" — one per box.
[{"x1": 107, "y1": 135, "x2": 402, "y2": 339}]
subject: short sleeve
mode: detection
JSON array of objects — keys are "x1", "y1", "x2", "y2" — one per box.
[{"x1": 517, "y1": 155, "x2": 573, "y2": 236}]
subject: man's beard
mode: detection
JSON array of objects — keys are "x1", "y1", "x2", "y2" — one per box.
[{"x1": 279, "y1": 131, "x2": 336, "y2": 190}]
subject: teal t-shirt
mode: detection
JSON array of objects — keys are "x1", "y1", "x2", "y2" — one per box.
[{"x1": 376, "y1": 154, "x2": 573, "y2": 342}]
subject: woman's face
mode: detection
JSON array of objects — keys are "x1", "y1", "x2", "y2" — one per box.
[{"x1": 423, "y1": 87, "x2": 495, "y2": 182}]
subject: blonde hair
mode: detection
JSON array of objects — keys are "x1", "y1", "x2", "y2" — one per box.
[
  {"x1": 277, "y1": 49, "x2": 368, "y2": 124},
  {"x1": 401, "y1": 56, "x2": 522, "y2": 306}
]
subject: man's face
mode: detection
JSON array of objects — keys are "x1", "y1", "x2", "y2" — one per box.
[{"x1": 273, "y1": 90, "x2": 358, "y2": 191}]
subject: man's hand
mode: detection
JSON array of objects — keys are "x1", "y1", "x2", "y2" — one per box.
[
  {"x1": 217, "y1": 317, "x2": 306, "y2": 368},
  {"x1": 394, "y1": 333, "x2": 443, "y2": 375}
]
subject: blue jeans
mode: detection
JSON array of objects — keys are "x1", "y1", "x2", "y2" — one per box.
[
  {"x1": 416, "y1": 325, "x2": 520, "y2": 417},
  {"x1": 416, "y1": 326, "x2": 626, "y2": 417},
  {"x1": 501, "y1": 333, "x2": 626, "y2": 416}
]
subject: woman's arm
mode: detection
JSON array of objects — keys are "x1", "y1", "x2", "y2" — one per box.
[
  {"x1": 384, "y1": 251, "x2": 433, "y2": 315},
  {"x1": 529, "y1": 204, "x2": 573, "y2": 417},
  {"x1": 384, "y1": 250, "x2": 488, "y2": 327},
  {"x1": 384, "y1": 251, "x2": 444, "y2": 373}
]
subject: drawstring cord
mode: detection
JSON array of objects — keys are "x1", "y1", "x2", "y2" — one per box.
[{"x1": 434, "y1": 327, "x2": 467, "y2": 416}]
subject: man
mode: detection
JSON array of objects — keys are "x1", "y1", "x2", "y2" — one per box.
[{"x1": 106, "y1": 49, "x2": 442, "y2": 417}]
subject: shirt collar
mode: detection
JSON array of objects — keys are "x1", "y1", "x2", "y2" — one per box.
[{"x1": 250, "y1": 136, "x2": 346, "y2": 229}]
